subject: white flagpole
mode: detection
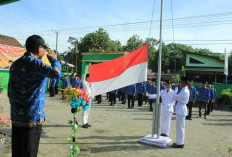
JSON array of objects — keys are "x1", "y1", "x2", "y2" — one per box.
[
  {"x1": 152, "y1": 0, "x2": 163, "y2": 138},
  {"x1": 139, "y1": 0, "x2": 171, "y2": 147},
  {"x1": 224, "y1": 49, "x2": 228, "y2": 89}
]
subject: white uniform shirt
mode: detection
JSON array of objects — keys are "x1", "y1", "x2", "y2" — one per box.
[
  {"x1": 173, "y1": 86, "x2": 190, "y2": 116},
  {"x1": 160, "y1": 89, "x2": 176, "y2": 113},
  {"x1": 81, "y1": 74, "x2": 93, "y2": 99}
]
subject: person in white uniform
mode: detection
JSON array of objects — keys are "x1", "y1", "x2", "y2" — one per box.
[
  {"x1": 160, "y1": 80, "x2": 176, "y2": 137},
  {"x1": 82, "y1": 66, "x2": 93, "y2": 128},
  {"x1": 172, "y1": 77, "x2": 190, "y2": 148}
]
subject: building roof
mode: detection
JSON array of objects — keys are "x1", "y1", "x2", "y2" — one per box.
[
  {"x1": 0, "y1": 35, "x2": 22, "y2": 47},
  {"x1": 184, "y1": 51, "x2": 224, "y2": 61}
]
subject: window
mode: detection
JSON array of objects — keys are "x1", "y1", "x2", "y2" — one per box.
[{"x1": 189, "y1": 57, "x2": 204, "y2": 64}]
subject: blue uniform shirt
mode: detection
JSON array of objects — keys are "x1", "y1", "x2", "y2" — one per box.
[
  {"x1": 60, "y1": 78, "x2": 69, "y2": 88},
  {"x1": 147, "y1": 84, "x2": 157, "y2": 94},
  {"x1": 8, "y1": 52, "x2": 61, "y2": 127},
  {"x1": 188, "y1": 86, "x2": 196, "y2": 101},
  {"x1": 209, "y1": 88, "x2": 217, "y2": 100},
  {"x1": 136, "y1": 83, "x2": 146, "y2": 94},
  {"x1": 197, "y1": 87, "x2": 210, "y2": 101},
  {"x1": 50, "y1": 78, "x2": 56, "y2": 87},
  {"x1": 127, "y1": 84, "x2": 136, "y2": 95},
  {"x1": 71, "y1": 78, "x2": 81, "y2": 88}
]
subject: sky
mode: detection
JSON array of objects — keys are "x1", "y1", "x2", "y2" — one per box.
[{"x1": 1, "y1": 0, "x2": 232, "y2": 54}]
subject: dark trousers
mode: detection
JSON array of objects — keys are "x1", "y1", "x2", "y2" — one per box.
[
  {"x1": 138, "y1": 93, "x2": 144, "y2": 106},
  {"x1": 187, "y1": 101, "x2": 193, "y2": 118},
  {"x1": 109, "y1": 93, "x2": 116, "y2": 105},
  {"x1": 149, "y1": 99, "x2": 156, "y2": 111},
  {"x1": 121, "y1": 92, "x2": 126, "y2": 104},
  {"x1": 128, "y1": 94, "x2": 135, "y2": 108},
  {"x1": 199, "y1": 101, "x2": 207, "y2": 118},
  {"x1": 12, "y1": 125, "x2": 42, "y2": 157},
  {"x1": 144, "y1": 94, "x2": 148, "y2": 104},
  {"x1": 55, "y1": 85, "x2": 58, "y2": 95},
  {"x1": 50, "y1": 86, "x2": 55, "y2": 97},
  {"x1": 207, "y1": 100, "x2": 212, "y2": 115},
  {"x1": 118, "y1": 90, "x2": 122, "y2": 101},
  {"x1": 96, "y1": 95, "x2": 102, "y2": 104},
  {"x1": 106, "y1": 92, "x2": 110, "y2": 100},
  {"x1": 211, "y1": 101, "x2": 214, "y2": 112}
]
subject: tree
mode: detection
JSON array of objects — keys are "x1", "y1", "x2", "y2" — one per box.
[
  {"x1": 123, "y1": 34, "x2": 144, "y2": 52},
  {"x1": 78, "y1": 28, "x2": 122, "y2": 52}
]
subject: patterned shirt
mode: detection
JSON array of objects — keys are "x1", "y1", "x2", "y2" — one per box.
[
  {"x1": 146, "y1": 84, "x2": 157, "y2": 94},
  {"x1": 136, "y1": 83, "x2": 146, "y2": 94},
  {"x1": 197, "y1": 87, "x2": 210, "y2": 101},
  {"x1": 71, "y1": 79, "x2": 82, "y2": 88},
  {"x1": 188, "y1": 86, "x2": 196, "y2": 101},
  {"x1": 60, "y1": 78, "x2": 68, "y2": 88},
  {"x1": 8, "y1": 52, "x2": 61, "y2": 127},
  {"x1": 127, "y1": 84, "x2": 136, "y2": 95},
  {"x1": 209, "y1": 88, "x2": 217, "y2": 100}
]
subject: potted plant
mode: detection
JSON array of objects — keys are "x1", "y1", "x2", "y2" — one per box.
[{"x1": 0, "y1": 105, "x2": 11, "y2": 152}]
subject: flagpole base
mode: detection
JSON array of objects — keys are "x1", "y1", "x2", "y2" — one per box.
[{"x1": 138, "y1": 134, "x2": 172, "y2": 148}]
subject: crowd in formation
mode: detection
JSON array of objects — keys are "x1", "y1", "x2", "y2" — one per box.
[{"x1": 51, "y1": 73, "x2": 217, "y2": 148}]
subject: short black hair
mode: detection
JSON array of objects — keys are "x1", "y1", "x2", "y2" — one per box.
[
  {"x1": 86, "y1": 74, "x2": 89, "y2": 78},
  {"x1": 25, "y1": 35, "x2": 47, "y2": 54}
]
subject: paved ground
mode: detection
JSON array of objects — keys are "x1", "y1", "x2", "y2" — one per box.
[{"x1": 0, "y1": 93, "x2": 232, "y2": 157}]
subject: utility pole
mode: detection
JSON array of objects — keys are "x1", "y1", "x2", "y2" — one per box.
[
  {"x1": 52, "y1": 30, "x2": 60, "y2": 58},
  {"x1": 75, "y1": 42, "x2": 79, "y2": 74}
]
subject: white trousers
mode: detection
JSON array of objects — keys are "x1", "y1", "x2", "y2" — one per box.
[
  {"x1": 82, "y1": 103, "x2": 91, "y2": 125},
  {"x1": 176, "y1": 114, "x2": 185, "y2": 145},
  {"x1": 161, "y1": 110, "x2": 173, "y2": 136}
]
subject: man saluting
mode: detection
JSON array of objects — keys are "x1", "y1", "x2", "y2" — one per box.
[{"x1": 171, "y1": 77, "x2": 190, "y2": 148}]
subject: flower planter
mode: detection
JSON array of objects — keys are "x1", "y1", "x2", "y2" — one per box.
[{"x1": 0, "y1": 132, "x2": 6, "y2": 152}]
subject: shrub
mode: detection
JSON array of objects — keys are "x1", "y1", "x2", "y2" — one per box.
[{"x1": 216, "y1": 89, "x2": 232, "y2": 105}]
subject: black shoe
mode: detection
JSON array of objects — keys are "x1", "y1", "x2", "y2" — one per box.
[
  {"x1": 82, "y1": 124, "x2": 88, "y2": 128},
  {"x1": 149, "y1": 109, "x2": 153, "y2": 112},
  {"x1": 171, "y1": 144, "x2": 184, "y2": 148},
  {"x1": 160, "y1": 133, "x2": 165, "y2": 136},
  {"x1": 185, "y1": 117, "x2": 192, "y2": 120},
  {"x1": 86, "y1": 123, "x2": 91, "y2": 127}
]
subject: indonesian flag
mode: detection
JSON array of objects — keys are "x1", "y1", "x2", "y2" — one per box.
[{"x1": 89, "y1": 44, "x2": 148, "y2": 97}]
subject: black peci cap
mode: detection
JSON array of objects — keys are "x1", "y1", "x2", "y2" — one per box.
[
  {"x1": 26, "y1": 35, "x2": 48, "y2": 52},
  {"x1": 165, "y1": 80, "x2": 172, "y2": 84},
  {"x1": 202, "y1": 81, "x2": 208, "y2": 84}
]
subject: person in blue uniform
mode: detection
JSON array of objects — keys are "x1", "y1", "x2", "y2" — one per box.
[
  {"x1": 207, "y1": 82, "x2": 216, "y2": 115},
  {"x1": 186, "y1": 80, "x2": 196, "y2": 120},
  {"x1": 136, "y1": 82, "x2": 146, "y2": 107},
  {"x1": 8, "y1": 35, "x2": 61, "y2": 157},
  {"x1": 197, "y1": 81, "x2": 210, "y2": 119},
  {"x1": 127, "y1": 84, "x2": 136, "y2": 109},
  {"x1": 60, "y1": 75, "x2": 69, "y2": 99},
  {"x1": 147, "y1": 79, "x2": 157, "y2": 112},
  {"x1": 120, "y1": 86, "x2": 127, "y2": 104},
  {"x1": 49, "y1": 78, "x2": 56, "y2": 97},
  {"x1": 71, "y1": 75, "x2": 81, "y2": 88},
  {"x1": 144, "y1": 80, "x2": 151, "y2": 105},
  {"x1": 54, "y1": 76, "x2": 60, "y2": 95},
  {"x1": 210, "y1": 83, "x2": 216, "y2": 113}
]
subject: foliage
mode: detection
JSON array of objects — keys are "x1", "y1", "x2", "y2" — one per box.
[
  {"x1": 0, "y1": 76, "x2": 7, "y2": 89},
  {"x1": 123, "y1": 34, "x2": 144, "y2": 52},
  {"x1": 228, "y1": 147, "x2": 232, "y2": 154},
  {"x1": 62, "y1": 86, "x2": 91, "y2": 156},
  {"x1": 0, "y1": 106, "x2": 11, "y2": 130},
  {"x1": 171, "y1": 74, "x2": 181, "y2": 84},
  {"x1": 216, "y1": 89, "x2": 232, "y2": 105}
]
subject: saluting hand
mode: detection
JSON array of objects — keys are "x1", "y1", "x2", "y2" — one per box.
[{"x1": 47, "y1": 51, "x2": 57, "y2": 58}]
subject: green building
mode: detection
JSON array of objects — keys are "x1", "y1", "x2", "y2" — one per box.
[
  {"x1": 185, "y1": 52, "x2": 225, "y2": 83},
  {"x1": 81, "y1": 52, "x2": 128, "y2": 73}
]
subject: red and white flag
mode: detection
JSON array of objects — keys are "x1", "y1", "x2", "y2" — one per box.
[{"x1": 88, "y1": 44, "x2": 148, "y2": 97}]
